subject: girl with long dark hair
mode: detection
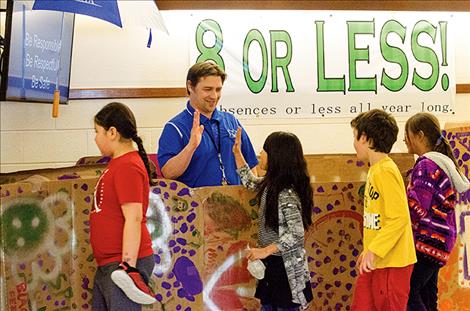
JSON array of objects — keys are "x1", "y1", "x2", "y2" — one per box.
[
  {"x1": 404, "y1": 112, "x2": 469, "y2": 310},
  {"x1": 233, "y1": 129, "x2": 313, "y2": 310},
  {"x1": 91, "y1": 102, "x2": 156, "y2": 310}
]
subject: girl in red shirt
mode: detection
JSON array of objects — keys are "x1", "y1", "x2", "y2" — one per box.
[{"x1": 91, "y1": 102, "x2": 155, "y2": 310}]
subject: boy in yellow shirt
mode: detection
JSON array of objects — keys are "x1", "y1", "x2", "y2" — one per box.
[{"x1": 350, "y1": 109, "x2": 417, "y2": 311}]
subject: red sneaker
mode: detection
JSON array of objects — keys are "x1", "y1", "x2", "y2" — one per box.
[{"x1": 111, "y1": 262, "x2": 156, "y2": 304}]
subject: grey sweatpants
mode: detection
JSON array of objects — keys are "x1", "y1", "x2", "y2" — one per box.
[{"x1": 92, "y1": 255, "x2": 155, "y2": 311}]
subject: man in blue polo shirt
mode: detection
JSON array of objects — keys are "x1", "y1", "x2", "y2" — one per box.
[{"x1": 157, "y1": 62, "x2": 258, "y2": 188}]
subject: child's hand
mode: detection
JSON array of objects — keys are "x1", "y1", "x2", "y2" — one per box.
[
  {"x1": 111, "y1": 262, "x2": 156, "y2": 304},
  {"x1": 246, "y1": 247, "x2": 269, "y2": 260},
  {"x1": 359, "y1": 250, "x2": 376, "y2": 274},
  {"x1": 357, "y1": 251, "x2": 364, "y2": 267},
  {"x1": 232, "y1": 127, "x2": 242, "y2": 155}
]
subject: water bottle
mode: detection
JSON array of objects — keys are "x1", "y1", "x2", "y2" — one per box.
[{"x1": 246, "y1": 245, "x2": 266, "y2": 280}]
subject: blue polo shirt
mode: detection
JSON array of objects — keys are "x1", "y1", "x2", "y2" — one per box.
[{"x1": 157, "y1": 102, "x2": 258, "y2": 188}]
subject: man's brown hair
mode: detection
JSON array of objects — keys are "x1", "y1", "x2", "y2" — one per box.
[{"x1": 186, "y1": 62, "x2": 227, "y2": 95}]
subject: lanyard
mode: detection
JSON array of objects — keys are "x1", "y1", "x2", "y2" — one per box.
[{"x1": 204, "y1": 121, "x2": 229, "y2": 186}]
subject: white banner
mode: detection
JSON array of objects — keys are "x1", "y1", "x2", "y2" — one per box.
[{"x1": 189, "y1": 11, "x2": 455, "y2": 119}]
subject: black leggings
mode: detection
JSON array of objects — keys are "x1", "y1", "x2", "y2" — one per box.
[
  {"x1": 255, "y1": 255, "x2": 312, "y2": 309},
  {"x1": 407, "y1": 254, "x2": 440, "y2": 311}
]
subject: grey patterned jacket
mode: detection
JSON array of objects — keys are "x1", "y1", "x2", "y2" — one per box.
[{"x1": 237, "y1": 165, "x2": 311, "y2": 308}]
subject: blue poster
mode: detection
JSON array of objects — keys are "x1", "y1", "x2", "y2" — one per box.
[
  {"x1": 32, "y1": 0, "x2": 122, "y2": 27},
  {"x1": 6, "y1": 1, "x2": 75, "y2": 103}
]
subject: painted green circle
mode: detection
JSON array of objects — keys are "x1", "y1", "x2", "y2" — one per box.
[
  {"x1": 441, "y1": 74, "x2": 449, "y2": 91},
  {"x1": 1, "y1": 202, "x2": 49, "y2": 256}
]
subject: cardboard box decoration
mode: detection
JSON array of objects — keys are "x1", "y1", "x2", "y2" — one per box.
[
  {"x1": 437, "y1": 124, "x2": 470, "y2": 311},
  {"x1": 1, "y1": 148, "x2": 467, "y2": 310}
]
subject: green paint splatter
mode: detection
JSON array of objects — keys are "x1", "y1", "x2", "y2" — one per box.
[
  {"x1": 358, "y1": 183, "x2": 366, "y2": 199},
  {"x1": 250, "y1": 209, "x2": 259, "y2": 220},
  {"x1": 58, "y1": 188, "x2": 70, "y2": 194},
  {"x1": 46, "y1": 273, "x2": 67, "y2": 290},
  {"x1": 1, "y1": 202, "x2": 49, "y2": 256},
  {"x1": 171, "y1": 197, "x2": 189, "y2": 212}
]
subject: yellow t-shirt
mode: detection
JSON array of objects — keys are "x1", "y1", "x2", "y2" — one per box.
[{"x1": 363, "y1": 156, "x2": 417, "y2": 268}]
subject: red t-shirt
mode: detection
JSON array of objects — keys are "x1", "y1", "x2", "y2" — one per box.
[{"x1": 90, "y1": 151, "x2": 153, "y2": 266}]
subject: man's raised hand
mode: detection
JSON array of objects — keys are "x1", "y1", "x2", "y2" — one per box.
[{"x1": 189, "y1": 110, "x2": 204, "y2": 149}]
